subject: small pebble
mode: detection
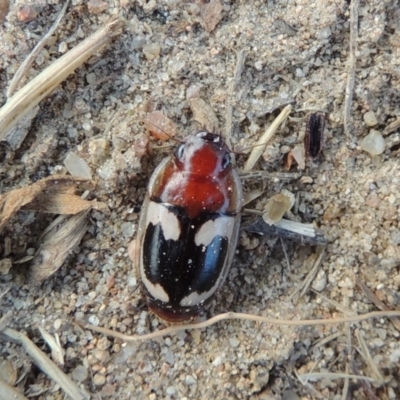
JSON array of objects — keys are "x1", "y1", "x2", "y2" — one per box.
[
  {"x1": 121, "y1": 222, "x2": 135, "y2": 238},
  {"x1": 93, "y1": 373, "x2": 106, "y2": 386},
  {"x1": 312, "y1": 270, "x2": 327, "y2": 292},
  {"x1": 16, "y1": 5, "x2": 37, "y2": 22},
  {"x1": 142, "y1": 43, "x2": 161, "y2": 61},
  {"x1": 360, "y1": 130, "x2": 385, "y2": 155},
  {"x1": 166, "y1": 386, "x2": 176, "y2": 395},
  {"x1": 88, "y1": 315, "x2": 100, "y2": 326},
  {"x1": 71, "y1": 365, "x2": 88, "y2": 383},
  {"x1": 363, "y1": 111, "x2": 378, "y2": 126},
  {"x1": 88, "y1": 0, "x2": 108, "y2": 14},
  {"x1": 365, "y1": 192, "x2": 380, "y2": 208}
]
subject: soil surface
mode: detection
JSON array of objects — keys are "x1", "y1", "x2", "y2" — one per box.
[{"x1": 1, "y1": 1, "x2": 400, "y2": 399}]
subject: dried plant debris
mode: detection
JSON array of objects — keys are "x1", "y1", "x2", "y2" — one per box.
[
  {"x1": 143, "y1": 110, "x2": 178, "y2": 140},
  {"x1": 263, "y1": 192, "x2": 293, "y2": 225},
  {"x1": 356, "y1": 276, "x2": 400, "y2": 332},
  {"x1": 0, "y1": 175, "x2": 104, "y2": 231},
  {"x1": 244, "y1": 105, "x2": 291, "y2": 172},
  {"x1": 189, "y1": 97, "x2": 220, "y2": 133},
  {"x1": 0, "y1": 17, "x2": 124, "y2": 148},
  {"x1": 199, "y1": 0, "x2": 223, "y2": 33},
  {"x1": 304, "y1": 112, "x2": 325, "y2": 160},
  {"x1": 243, "y1": 216, "x2": 327, "y2": 247},
  {"x1": 29, "y1": 210, "x2": 90, "y2": 283},
  {"x1": 0, "y1": 327, "x2": 89, "y2": 400},
  {"x1": 8, "y1": 1, "x2": 70, "y2": 97},
  {"x1": 288, "y1": 144, "x2": 306, "y2": 170},
  {"x1": 38, "y1": 327, "x2": 65, "y2": 366}
]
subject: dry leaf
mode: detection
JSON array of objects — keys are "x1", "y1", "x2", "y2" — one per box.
[
  {"x1": 143, "y1": 110, "x2": 177, "y2": 140},
  {"x1": 0, "y1": 175, "x2": 95, "y2": 231},
  {"x1": 24, "y1": 192, "x2": 107, "y2": 214},
  {"x1": 200, "y1": 0, "x2": 223, "y2": 33},
  {"x1": 29, "y1": 210, "x2": 90, "y2": 283},
  {"x1": 189, "y1": 98, "x2": 219, "y2": 132}
]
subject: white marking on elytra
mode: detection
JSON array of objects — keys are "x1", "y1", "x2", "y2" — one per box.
[
  {"x1": 194, "y1": 216, "x2": 235, "y2": 247},
  {"x1": 142, "y1": 279, "x2": 170, "y2": 303},
  {"x1": 146, "y1": 201, "x2": 180, "y2": 241}
]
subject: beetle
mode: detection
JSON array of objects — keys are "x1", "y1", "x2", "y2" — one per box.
[{"x1": 136, "y1": 131, "x2": 243, "y2": 322}]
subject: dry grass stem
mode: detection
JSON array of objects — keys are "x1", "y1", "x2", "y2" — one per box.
[
  {"x1": 225, "y1": 49, "x2": 246, "y2": 148},
  {"x1": 7, "y1": 0, "x2": 70, "y2": 97},
  {"x1": 0, "y1": 17, "x2": 124, "y2": 143},
  {"x1": 243, "y1": 105, "x2": 292, "y2": 172},
  {"x1": 0, "y1": 327, "x2": 88, "y2": 400},
  {"x1": 355, "y1": 329, "x2": 384, "y2": 383},
  {"x1": 80, "y1": 310, "x2": 400, "y2": 342},
  {"x1": 343, "y1": 0, "x2": 359, "y2": 136}
]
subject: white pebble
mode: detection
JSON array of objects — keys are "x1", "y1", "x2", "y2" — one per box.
[
  {"x1": 360, "y1": 130, "x2": 385, "y2": 156},
  {"x1": 88, "y1": 315, "x2": 100, "y2": 326}
]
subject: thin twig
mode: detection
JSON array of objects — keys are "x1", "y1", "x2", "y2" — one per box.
[
  {"x1": 225, "y1": 49, "x2": 246, "y2": 148},
  {"x1": 0, "y1": 327, "x2": 88, "y2": 400},
  {"x1": 7, "y1": 0, "x2": 70, "y2": 97},
  {"x1": 343, "y1": 0, "x2": 359, "y2": 136},
  {"x1": 79, "y1": 310, "x2": 400, "y2": 342}
]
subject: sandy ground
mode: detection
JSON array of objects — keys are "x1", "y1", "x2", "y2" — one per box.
[{"x1": 1, "y1": 0, "x2": 400, "y2": 399}]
